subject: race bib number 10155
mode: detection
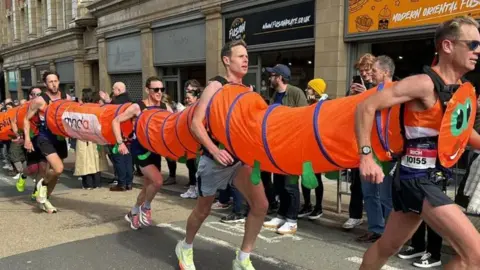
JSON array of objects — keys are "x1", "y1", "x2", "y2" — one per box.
[{"x1": 401, "y1": 147, "x2": 437, "y2": 169}]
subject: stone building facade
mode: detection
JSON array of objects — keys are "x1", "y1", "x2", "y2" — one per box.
[{"x1": 0, "y1": 0, "x2": 349, "y2": 102}]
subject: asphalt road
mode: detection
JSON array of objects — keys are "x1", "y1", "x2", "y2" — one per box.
[{"x1": 0, "y1": 166, "x2": 448, "y2": 270}]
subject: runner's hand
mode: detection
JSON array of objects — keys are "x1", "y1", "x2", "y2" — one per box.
[
  {"x1": 359, "y1": 156, "x2": 384, "y2": 184},
  {"x1": 12, "y1": 136, "x2": 24, "y2": 144},
  {"x1": 24, "y1": 140, "x2": 34, "y2": 153},
  {"x1": 213, "y1": 149, "x2": 234, "y2": 166},
  {"x1": 118, "y1": 143, "x2": 129, "y2": 155}
]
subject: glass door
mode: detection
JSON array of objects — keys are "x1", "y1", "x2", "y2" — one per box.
[{"x1": 163, "y1": 78, "x2": 180, "y2": 104}]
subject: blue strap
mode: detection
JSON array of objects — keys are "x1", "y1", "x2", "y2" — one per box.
[
  {"x1": 226, "y1": 91, "x2": 254, "y2": 158},
  {"x1": 160, "y1": 113, "x2": 177, "y2": 158},
  {"x1": 175, "y1": 108, "x2": 196, "y2": 155},
  {"x1": 374, "y1": 83, "x2": 390, "y2": 152},
  {"x1": 313, "y1": 100, "x2": 341, "y2": 168},
  {"x1": 205, "y1": 87, "x2": 224, "y2": 133},
  {"x1": 262, "y1": 104, "x2": 288, "y2": 174}
]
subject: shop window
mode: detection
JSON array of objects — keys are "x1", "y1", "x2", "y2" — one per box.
[
  {"x1": 162, "y1": 67, "x2": 179, "y2": 76},
  {"x1": 259, "y1": 47, "x2": 315, "y2": 98},
  {"x1": 371, "y1": 39, "x2": 435, "y2": 79},
  {"x1": 110, "y1": 73, "x2": 143, "y2": 101}
]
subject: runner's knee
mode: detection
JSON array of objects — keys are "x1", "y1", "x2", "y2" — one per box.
[
  {"x1": 248, "y1": 195, "x2": 268, "y2": 216},
  {"x1": 51, "y1": 163, "x2": 63, "y2": 175},
  {"x1": 376, "y1": 237, "x2": 403, "y2": 258},
  {"x1": 151, "y1": 177, "x2": 163, "y2": 189}
]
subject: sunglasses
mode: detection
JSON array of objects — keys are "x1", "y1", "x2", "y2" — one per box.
[
  {"x1": 30, "y1": 93, "x2": 41, "y2": 97},
  {"x1": 455, "y1": 40, "x2": 480, "y2": 51},
  {"x1": 149, "y1": 87, "x2": 165, "y2": 93}
]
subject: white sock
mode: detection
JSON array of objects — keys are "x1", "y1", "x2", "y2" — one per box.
[
  {"x1": 182, "y1": 239, "x2": 193, "y2": 249},
  {"x1": 237, "y1": 250, "x2": 250, "y2": 261}
]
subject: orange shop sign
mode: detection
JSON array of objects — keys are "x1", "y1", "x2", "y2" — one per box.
[{"x1": 347, "y1": 0, "x2": 480, "y2": 35}]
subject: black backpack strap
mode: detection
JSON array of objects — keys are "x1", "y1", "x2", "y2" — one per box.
[
  {"x1": 209, "y1": 76, "x2": 228, "y2": 86},
  {"x1": 136, "y1": 101, "x2": 147, "y2": 111}
]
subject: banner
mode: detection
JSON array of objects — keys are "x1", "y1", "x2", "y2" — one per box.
[{"x1": 347, "y1": 0, "x2": 480, "y2": 35}]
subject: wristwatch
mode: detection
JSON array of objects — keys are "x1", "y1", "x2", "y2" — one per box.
[{"x1": 360, "y1": 146, "x2": 372, "y2": 155}]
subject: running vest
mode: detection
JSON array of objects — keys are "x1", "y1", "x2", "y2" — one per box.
[
  {"x1": 202, "y1": 76, "x2": 240, "y2": 165},
  {"x1": 395, "y1": 66, "x2": 464, "y2": 181},
  {"x1": 32, "y1": 91, "x2": 68, "y2": 137}
]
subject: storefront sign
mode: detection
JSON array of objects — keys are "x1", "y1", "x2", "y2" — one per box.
[
  {"x1": 153, "y1": 22, "x2": 206, "y2": 65},
  {"x1": 55, "y1": 61, "x2": 75, "y2": 83},
  {"x1": 224, "y1": 1, "x2": 315, "y2": 46},
  {"x1": 107, "y1": 34, "x2": 142, "y2": 73},
  {"x1": 346, "y1": 0, "x2": 480, "y2": 35}
]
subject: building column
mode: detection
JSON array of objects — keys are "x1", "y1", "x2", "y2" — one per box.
[
  {"x1": 49, "y1": 60, "x2": 56, "y2": 72},
  {"x1": 204, "y1": 7, "x2": 223, "y2": 80},
  {"x1": 140, "y1": 23, "x2": 156, "y2": 98},
  {"x1": 73, "y1": 57, "x2": 85, "y2": 97},
  {"x1": 97, "y1": 36, "x2": 111, "y2": 93},
  {"x1": 46, "y1": 0, "x2": 57, "y2": 34},
  {"x1": 83, "y1": 62, "x2": 93, "y2": 89},
  {"x1": 27, "y1": 0, "x2": 37, "y2": 40},
  {"x1": 3, "y1": 70, "x2": 12, "y2": 99},
  {"x1": 12, "y1": 0, "x2": 20, "y2": 43},
  {"x1": 30, "y1": 65, "x2": 37, "y2": 91},
  {"x1": 56, "y1": 0, "x2": 64, "y2": 31},
  {"x1": 314, "y1": 0, "x2": 347, "y2": 98},
  {"x1": 15, "y1": 68, "x2": 24, "y2": 100}
]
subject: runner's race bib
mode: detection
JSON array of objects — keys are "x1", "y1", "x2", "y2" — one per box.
[{"x1": 401, "y1": 146, "x2": 437, "y2": 169}]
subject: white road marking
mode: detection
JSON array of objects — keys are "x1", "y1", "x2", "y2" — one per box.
[
  {"x1": 0, "y1": 176, "x2": 15, "y2": 185},
  {"x1": 204, "y1": 221, "x2": 302, "y2": 243},
  {"x1": 345, "y1": 256, "x2": 404, "y2": 270},
  {"x1": 157, "y1": 223, "x2": 281, "y2": 265}
]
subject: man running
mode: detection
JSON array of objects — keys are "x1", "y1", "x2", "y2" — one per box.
[
  {"x1": 355, "y1": 16, "x2": 480, "y2": 269},
  {"x1": 23, "y1": 71, "x2": 70, "y2": 213},
  {"x1": 13, "y1": 87, "x2": 47, "y2": 195},
  {"x1": 175, "y1": 40, "x2": 268, "y2": 270},
  {"x1": 111, "y1": 76, "x2": 171, "y2": 230}
]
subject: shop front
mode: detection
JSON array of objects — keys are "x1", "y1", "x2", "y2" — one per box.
[
  {"x1": 106, "y1": 32, "x2": 143, "y2": 101},
  {"x1": 35, "y1": 63, "x2": 51, "y2": 87},
  {"x1": 152, "y1": 18, "x2": 207, "y2": 103},
  {"x1": 55, "y1": 59, "x2": 75, "y2": 96},
  {"x1": 223, "y1": 0, "x2": 315, "y2": 99},
  {"x1": 7, "y1": 70, "x2": 18, "y2": 100},
  {"x1": 344, "y1": 0, "x2": 480, "y2": 80},
  {"x1": 20, "y1": 68, "x2": 32, "y2": 98}
]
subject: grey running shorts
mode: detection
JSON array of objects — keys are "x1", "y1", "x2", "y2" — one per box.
[{"x1": 196, "y1": 155, "x2": 242, "y2": 197}]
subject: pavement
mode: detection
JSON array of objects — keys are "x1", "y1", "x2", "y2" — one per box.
[{"x1": 0, "y1": 151, "x2": 471, "y2": 269}]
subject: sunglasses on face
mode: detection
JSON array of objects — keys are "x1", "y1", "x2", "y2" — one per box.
[
  {"x1": 455, "y1": 40, "x2": 480, "y2": 51},
  {"x1": 149, "y1": 87, "x2": 165, "y2": 93},
  {"x1": 30, "y1": 93, "x2": 41, "y2": 97}
]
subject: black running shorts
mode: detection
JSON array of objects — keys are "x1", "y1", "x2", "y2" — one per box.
[
  {"x1": 33, "y1": 135, "x2": 68, "y2": 160},
  {"x1": 392, "y1": 176, "x2": 453, "y2": 214}
]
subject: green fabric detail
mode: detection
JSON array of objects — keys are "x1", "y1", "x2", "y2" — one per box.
[
  {"x1": 301, "y1": 161, "x2": 318, "y2": 189},
  {"x1": 250, "y1": 160, "x2": 261, "y2": 185}
]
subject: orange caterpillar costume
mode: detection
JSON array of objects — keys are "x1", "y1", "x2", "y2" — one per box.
[{"x1": 0, "y1": 82, "x2": 475, "y2": 189}]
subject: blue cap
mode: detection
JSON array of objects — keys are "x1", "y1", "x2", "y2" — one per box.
[{"x1": 266, "y1": 64, "x2": 291, "y2": 80}]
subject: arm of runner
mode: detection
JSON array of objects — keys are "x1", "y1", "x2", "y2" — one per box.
[
  {"x1": 355, "y1": 74, "x2": 433, "y2": 183},
  {"x1": 468, "y1": 129, "x2": 480, "y2": 150},
  {"x1": 10, "y1": 116, "x2": 22, "y2": 144},
  {"x1": 112, "y1": 103, "x2": 140, "y2": 155},
  {"x1": 191, "y1": 80, "x2": 234, "y2": 166},
  {"x1": 23, "y1": 98, "x2": 44, "y2": 152}
]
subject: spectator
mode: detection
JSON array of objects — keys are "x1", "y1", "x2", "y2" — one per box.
[
  {"x1": 105, "y1": 82, "x2": 134, "y2": 192},
  {"x1": 74, "y1": 88, "x2": 109, "y2": 189},
  {"x1": 298, "y1": 78, "x2": 327, "y2": 220},
  {"x1": 356, "y1": 55, "x2": 394, "y2": 243},
  {"x1": 343, "y1": 53, "x2": 376, "y2": 231},
  {"x1": 263, "y1": 64, "x2": 308, "y2": 235}
]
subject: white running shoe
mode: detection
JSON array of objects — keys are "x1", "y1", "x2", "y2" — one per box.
[
  {"x1": 342, "y1": 218, "x2": 363, "y2": 229},
  {"x1": 263, "y1": 217, "x2": 286, "y2": 229},
  {"x1": 277, "y1": 221, "x2": 297, "y2": 235},
  {"x1": 36, "y1": 178, "x2": 48, "y2": 204},
  {"x1": 180, "y1": 186, "x2": 198, "y2": 199}
]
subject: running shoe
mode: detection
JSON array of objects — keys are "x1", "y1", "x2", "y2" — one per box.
[
  {"x1": 39, "y1": 200, "x2": 57, "y2": 214},
  {"x1": 124, "y1": 211, "x2": 140, "y2": 230},
  {"x1": 139, "y1": 205, "x2": 152, "y2": 227},
  {"x1": 232, "y1": 250, "x2": 255, "y2": 270},
  {"x1": 16, "y1": 175, "x2": 26, "y2": 192},
  {"x1": 36, "y1": 179, "x2": 47, "y2": 204},
  {"x1": 175, "y1": 240, "x2": 196, "y2": 270}
]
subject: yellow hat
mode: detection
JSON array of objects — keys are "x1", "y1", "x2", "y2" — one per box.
[{"x1": 307, "y1": 79, "x2": 326, "y2": 95}]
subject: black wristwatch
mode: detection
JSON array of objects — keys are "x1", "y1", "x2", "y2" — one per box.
[{"x1": 360, "y1": 146, "x2": 372, "y2": 155}]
